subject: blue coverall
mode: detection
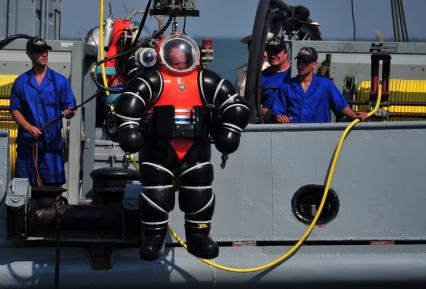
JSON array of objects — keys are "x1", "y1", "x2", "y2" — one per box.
[
  {"x1": 260, "y1": 66, "x2": 291, "y2": 109},
  {"x1": 9, "y1": 68, "x2": 76, "y2": 185},
  {"x1": 271, "y1": 74, "x2": 349, "y2": 123}
]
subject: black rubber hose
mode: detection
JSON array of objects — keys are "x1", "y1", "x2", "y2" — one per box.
[
  {"x1": 351, "y1": 0, "x2": 356, "y2": 41},
  {"x1": 152, "y1": 16, "x2": 173, "y2": 39},
  {"x1": 393, "y1": 0, "x2": 402, "y2": 42},
  {"x1": 390, "y1": 0, "x2": 397, "y2": 41},
  {"x1": 90, "y1": 46, "x2": 138, "y2": 93},
  {"x1": 398, "y1": 0, "x2": 409, "y2": 42},
  {"x1": 92, "y1": 8, "x2": 171, "y2": 92},
  {"x1": 133, "y1": 0, "x2": 152, "y2": 48},
  {"x1": 0, "y1": 34, "x2": 32, "y2": 50},
  {"x1": 246, "y1": 0, "x2": 273, "y2": 123}
]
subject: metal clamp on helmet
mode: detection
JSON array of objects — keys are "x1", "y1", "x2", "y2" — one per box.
[{"x1": 159, "y1": 34, "x2": 200, "y2": 74}]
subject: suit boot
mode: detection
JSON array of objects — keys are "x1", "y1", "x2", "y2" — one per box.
[
  {"x1": 139, "y1": 227, "x2": 167, "y2": 261},
  {"x1": 185, "y1": 223, "x2": 219, "y2": 259}
]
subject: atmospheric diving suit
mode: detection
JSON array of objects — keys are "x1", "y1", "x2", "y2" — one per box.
[{"x1": 114, "y1": 33, "x2": 249, "y2": 260}]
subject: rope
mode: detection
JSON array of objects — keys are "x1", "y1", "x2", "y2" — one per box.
[{"x1": 32, "y1": 141, "x2": 43, "y2": 187}]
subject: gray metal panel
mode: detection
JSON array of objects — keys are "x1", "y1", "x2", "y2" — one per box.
[
  {"x1": 81, "y1": 45, "x2": 101, "y2": 198},
  {"x1": 0, "y1": 130, "x2": 9, "y2": 202},
  {"x1": 289, "y1": 41, "x2": 426, "y2": 56},
  {"x1": 66, "y1": 42, "x2": 84, "y2": 204},
  {"x1": 0, "y1": 50, "x2": 71, "y2": 76},
  {"x1": 289, "y1": 41, "x2": 426, "y2": 94},
  {"x1": 210, "y1": 122, "x2": 426, "y2": 242},
  {"x1": 0, "y1": 130, "x2": 10, "y2": 246},
  {"x1": 93, "y1": 122, "x2": 426, "y2": 242},
  {"x1": 0, "y1": 245, "x2": 425, "y2": 288},
  {"x1": 213, "y1": 123, "x2": 426, "y2": 241},
  {"x1": 0, "y1": 1, "x2": 7, "y2": 38},
  {"x1": 15, "y1": 0, "x2": 37, "y2": 37},
  {"x1": 54, "y1": 0, "x2": 61, "y2": 40},
  {"x1": 0, "y1": 0, "x2": 59, "y2": 39}
]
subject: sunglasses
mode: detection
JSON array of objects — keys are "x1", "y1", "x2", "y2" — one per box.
[
  {"x1": 266, "y1": 48, "x2": 282, "y2": 55},
  {"x1": 28, "y1": 49, "x2": 49, "y2": 54},
  {"x1": 296, "y1": 58, "x2": 313, "y2": 65}
]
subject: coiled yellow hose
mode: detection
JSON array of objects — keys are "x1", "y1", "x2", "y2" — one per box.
[
  {"x1": 0, "y1": 74, "x2": 19, "y2": 175},
  {"x1": 357, "y1": 79, "x2": 426, "y2": 120}
]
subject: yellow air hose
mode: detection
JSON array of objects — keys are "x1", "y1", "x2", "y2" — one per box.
[
  {"x1": 99, "y1": 0, "x2": 109, "y2": 96},
  {"x1": 130, "y1": 153, "x2": 139, "y2": 172},
  {"x1": 156, "y1": 89, "x2": 382, "y2": 273}
]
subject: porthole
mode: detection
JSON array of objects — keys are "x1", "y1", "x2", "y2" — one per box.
[{"x1": 291, "y1": 184, "x2": 339, "y2": 225}]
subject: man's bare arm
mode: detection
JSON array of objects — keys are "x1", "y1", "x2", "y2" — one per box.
[
  {"x1": 341, "y1": 107, "x2": 368, "y2": 121},
  {"x1": 11, "y1": 110, "x2": 42, "y2": 138}
]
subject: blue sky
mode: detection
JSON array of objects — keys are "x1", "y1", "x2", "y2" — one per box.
[{"x1": 61, "y1": 0, "x2": 426, "y2": 41}]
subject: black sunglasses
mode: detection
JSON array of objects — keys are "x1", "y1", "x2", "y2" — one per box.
[
  {"x1": 266, "y1": 48, "x2": 282, "y2": 55},
  {"x1": 296, "y1": 58, "x2": 312, "y2": 65}
]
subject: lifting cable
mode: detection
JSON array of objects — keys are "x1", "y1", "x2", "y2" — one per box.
[
  {"x1": 351, "y1": 0, "x2": 356, "y2": 41},
  {"x1": 390, "y1": 0, "x2": 409, "y2": 42},
  {"x1": 133, "y1": 0, "x2": 153, "y2": 48}
]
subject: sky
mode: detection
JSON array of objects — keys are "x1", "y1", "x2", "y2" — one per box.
[{"x1": 61, "y1": 0, "x2": 426, "y2": 41}]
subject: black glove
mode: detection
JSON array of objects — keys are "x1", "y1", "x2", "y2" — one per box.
[
  {"x1": 118, "y1": 125, "x2": 144, "y2": 154},
  {"x1": 213, "y1": 127, "x2": 241, "y2": 155}
]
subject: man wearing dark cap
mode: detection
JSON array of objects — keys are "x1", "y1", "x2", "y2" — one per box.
[
  {"x1": 260, "y1": 37, "x2": 291, "y2": 122},
  {"x1": 235, "y1": 33, "x2": 272, "y2": 97},
  {"x1": 272, "y1": 46, "x2": 367, "y2": 123},
  {"x1": 9, "y1": 36, "x2": 76, "y2": 186}
]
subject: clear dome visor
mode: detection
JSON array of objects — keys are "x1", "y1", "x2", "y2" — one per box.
[{"x1": 160, "y1": 35, "x2": 200, "y2": 73}]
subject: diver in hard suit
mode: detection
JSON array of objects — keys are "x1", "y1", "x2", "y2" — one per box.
[{"x1": 114, "y1": 31, "x2": 249, "y2": 260}]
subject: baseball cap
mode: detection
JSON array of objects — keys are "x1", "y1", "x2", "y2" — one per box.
[
  {"x1": 265, "y1": 37, "x2": 287, "y2": 52},
  {"x1": 241, "y1": 35, "x2": 251, "y2": 44},
  {"x1": 295, "y1": 46, "x2": 318, "y2": 63},
  {"x1": 26, "y1": 36, "x2": 52, "y2": 53}
]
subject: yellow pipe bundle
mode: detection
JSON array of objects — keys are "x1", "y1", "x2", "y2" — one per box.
[
  {"x1": 356, "y1": 79, "x2": 426, "y2": 120},
  {"x1": 0, "y1": 75, "x2": 18, "y2": 175}
]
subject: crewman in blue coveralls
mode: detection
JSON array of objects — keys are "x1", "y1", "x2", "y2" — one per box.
[
  {"x1": 260, "y1": 37, "x2": 291, "y2": 122},
  {"x1": 272, "y1": 46, "x2": 367, "y2": 123},
  {"x1": 9, "y1": 36, "x2": 76, "y2": 187}
]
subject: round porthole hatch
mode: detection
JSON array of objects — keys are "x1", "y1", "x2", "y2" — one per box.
[{"x1": 291, "y1": 184, "x2": 339, "y2": 225}]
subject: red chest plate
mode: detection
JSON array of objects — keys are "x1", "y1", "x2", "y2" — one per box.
[
  {"x1": 150, "y1": 68, "x2": 204, "y2": 161},
  {"x1": 154, "y1": 68, "x2": 202, "y2": 108}
]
